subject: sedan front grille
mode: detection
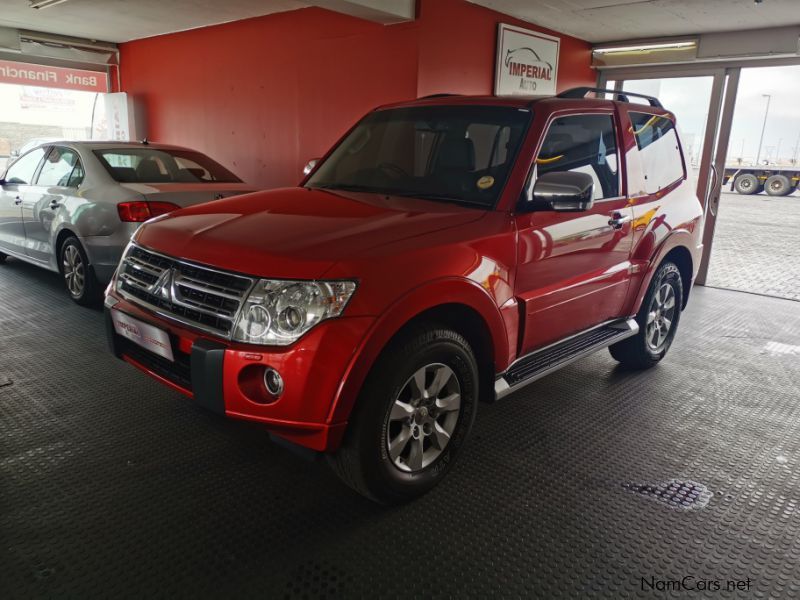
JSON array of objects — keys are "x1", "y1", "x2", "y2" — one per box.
[{"x1": 117, "y1": 244, "x2": 254, "y2": 337}]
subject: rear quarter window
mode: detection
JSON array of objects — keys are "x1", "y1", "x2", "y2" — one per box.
[{"x1": 629, "y1": 112, "x2": 685, "y2": 194}]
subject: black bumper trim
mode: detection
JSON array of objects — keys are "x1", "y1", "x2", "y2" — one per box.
[{"x1": 191, "y1": 338, "x2": 226, "y2": 415}]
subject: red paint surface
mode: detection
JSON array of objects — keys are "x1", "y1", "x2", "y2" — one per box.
[
  {"x1": 108, "y1": 95, "x2": 704, "y2": 452},
  {"x1": 119, "y1": 0, "x2": 594, "y2": 188}
]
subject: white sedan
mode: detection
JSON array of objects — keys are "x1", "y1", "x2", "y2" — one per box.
[{"x1": 0, "y1": 141, "x2": 255, "y2": 305}]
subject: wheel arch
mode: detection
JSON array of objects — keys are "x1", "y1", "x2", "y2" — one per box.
[
  {"x1": 628, "y1": 230, "x2": 698, "y2": 315},
  {"x1": 327, "y1": 279, "x2": 510, "y2": 426},
  {"x1": 54, "y1": 228, "x2": 78, "y2": 270},
  {"x1": 662, "y1": 245, "x2": 693, "y2": 309}
]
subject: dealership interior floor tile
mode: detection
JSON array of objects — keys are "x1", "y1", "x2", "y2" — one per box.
[{"x1": 2, "y1": 257, "x2": 800, "y2": 598}]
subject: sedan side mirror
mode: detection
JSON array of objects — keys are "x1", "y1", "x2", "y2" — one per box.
[
  {"x1": 303, "y1": 158, "x2": 319, "y2": 176},
  {"x1": 527, "y1": 171, "x2": 595, "y2": 212}
]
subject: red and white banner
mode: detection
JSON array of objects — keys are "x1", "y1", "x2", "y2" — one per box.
[{"x1": 0, "y1": 59, "x2": 108, "y2": 93}]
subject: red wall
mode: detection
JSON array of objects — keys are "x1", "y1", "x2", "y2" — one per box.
[{"x1": 119, "y1": 0, "x2": 594, "y2": 189}]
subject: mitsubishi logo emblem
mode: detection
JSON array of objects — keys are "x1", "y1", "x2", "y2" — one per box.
[{"x1": 148, "y1": 268, "x2": 174, "y2": 300}]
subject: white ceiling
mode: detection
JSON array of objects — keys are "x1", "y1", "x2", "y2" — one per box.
[
  {"x1": 0, "y1": 0, "x2": 311, "y2": 43},
  {"x1": 469, "y1": 0, "x2": 800, "y2": 43},
  {"x1": 0, "y1": 0, "x2": 798, "y2": 44}
]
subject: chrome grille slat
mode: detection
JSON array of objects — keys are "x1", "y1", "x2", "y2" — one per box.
[
  {"x1": 117, "y1": 244, "x2": 254, "y2": 338},
  {"x1": 125, "y1": 256, "x2": 166, "y2": 278},
  {"x1": 173, "y1": 274, "x2": 245, "y2": 301},
  {"x1": 119, "y1": 272, "x2": 156, "y2": 291}
]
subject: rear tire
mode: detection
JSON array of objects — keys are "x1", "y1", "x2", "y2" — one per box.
[
  {"x1": 328, "y1": 326, "x2": 479, "y2": 504},
  {"x1": 609, "y1": 261, "x2": 683, "y2": 370},
  {"x1": 59, "y1": 236, "x2": 100, "y2": 306},
  {"x1": 765, "y1": 174, "x2": 792, "y2": 197},
  {"x1": 734, "y1": 173, "x2": 760, "y2": 195}
]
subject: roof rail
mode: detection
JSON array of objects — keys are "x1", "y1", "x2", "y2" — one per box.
[
  {"x1": 418, "y1": 93, "x2": 460, "y2": 99},
  {"x1": 556, "y1": 86, "x2": 663, "y2": 108}
]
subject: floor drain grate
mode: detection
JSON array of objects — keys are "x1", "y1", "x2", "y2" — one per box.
[{"x1": 623, "y1": 479, "x2": 712, "y2": 510}]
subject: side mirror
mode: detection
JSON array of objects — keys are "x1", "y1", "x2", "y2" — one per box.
[
  {"x1": 528, "y1": 171, "x2": 594, "y2": 212},
  {"x1": 303, "y1": 158, "x2": 319, "y2": 176}
]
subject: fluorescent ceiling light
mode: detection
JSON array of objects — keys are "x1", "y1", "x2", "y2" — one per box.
[
  {"x1": 29, "y1": 0, "x2": 69, "y2": 9},
  {"x1": 594, "y1": 41, "x2": 697, "y2": 54}
]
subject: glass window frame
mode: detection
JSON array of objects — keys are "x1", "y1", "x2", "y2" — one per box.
[
  {"x1": 3, "y1": 146, "x2": 48, "y2": 186},
  {"x1": 627, "y1": 110, "x2": 687, "y2": 194},
  {"x1": 522, "y1": 110, "x2": 624, "y2": 208},
  {"x1": 35, "y1": 146, "x2": 84, "y2": 189}
]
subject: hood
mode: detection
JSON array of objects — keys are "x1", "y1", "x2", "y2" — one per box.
[
  {"x1": 135, "y1": 187, "x2": 487, "y2": 279},
  {"x1": 121, "y1": 182, "x2": 256, "y2": 207}
]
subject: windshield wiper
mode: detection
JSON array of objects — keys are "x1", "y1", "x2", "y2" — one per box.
[
  {"x1": 311, "y1": 184, "x2": 489, "y2": 208},
  {"x1": 388, "y1": 191, "x2": 490, "y2": 208}
]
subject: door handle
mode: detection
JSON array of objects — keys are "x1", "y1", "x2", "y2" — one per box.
[
  {"x1": 14, "y1": 196, "x2": 22, "y2": 205},
  {"x1": 608, "y1": 213, "x2": 632, "y2": 229},
  {"x1": 49, "y1": 200, "x2": 61, "y2": 210}
]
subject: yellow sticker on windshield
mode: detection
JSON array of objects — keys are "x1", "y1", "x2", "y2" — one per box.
[{"x1": 477, "y1": 175, "x2": 495, "y2": 190}]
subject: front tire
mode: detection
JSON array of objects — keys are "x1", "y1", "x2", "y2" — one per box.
[
  {"x1": 328, "y1": 326, "x2": 479, "y2": 504},
  {"x1": 59, "y1": 236, "x2": 99, "y2": 306},
  {"x1": 610, "y1": 261, "x2": 683, "y2": 369}
]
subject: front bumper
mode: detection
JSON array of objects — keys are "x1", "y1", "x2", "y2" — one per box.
[{"x1": 105, "y1": 294, "x2": 375, "y2": 452}]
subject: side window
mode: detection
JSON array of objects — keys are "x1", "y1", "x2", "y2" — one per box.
[
  {"x1": 629, "y1": 112, "x2": 684, "y2": 193},
  {"x1": 37, "y1": 147, "x2": 82, "y2": 187},
  {"x1": 4, "y1": 147, "x2": 47, "y2": 185},
  {"x1": 530, "y1": 114, "x2": 620, "y2": 200}
]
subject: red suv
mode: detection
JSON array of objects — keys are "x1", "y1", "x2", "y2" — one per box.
[{"x1": 105, "y1": 88, "x2": 703, "y2": 503}]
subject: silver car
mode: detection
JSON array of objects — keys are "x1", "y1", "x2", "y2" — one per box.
[{"x1": 0, "y1": 141, "x2": 254, "y2": 305}]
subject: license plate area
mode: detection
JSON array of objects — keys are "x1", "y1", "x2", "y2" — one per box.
[{"x1": 111, "y1": 310, "x2": 175, "y2": 362}]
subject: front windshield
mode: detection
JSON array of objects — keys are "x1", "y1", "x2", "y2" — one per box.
[{"x1": 307, "y1": 105, "x2": 531, "y2": 208}]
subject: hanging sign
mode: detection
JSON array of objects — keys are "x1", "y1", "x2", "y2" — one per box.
[
  {"x1": 495, "y1": 24, "x2": 559, "y2": 97},
  {"x1": 0, "y1": 59, "x2": 108, "y2": 93}
]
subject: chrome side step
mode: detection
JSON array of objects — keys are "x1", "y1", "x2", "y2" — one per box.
[{"x1": 494, "y1": 318, "x2": 639, "y2": 400}]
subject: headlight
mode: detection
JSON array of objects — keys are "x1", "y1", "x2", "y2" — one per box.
[{"x1": 232, "y1": 280, "x2": 357, "y2": 345}]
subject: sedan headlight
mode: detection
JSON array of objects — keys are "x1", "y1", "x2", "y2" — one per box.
[{"x1": 232, "y1": 280, "x2": 357, "y2": 345}]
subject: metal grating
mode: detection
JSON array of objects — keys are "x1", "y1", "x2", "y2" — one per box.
[{"x1": 624, "y1": 479, "x2": 712, "y2": 511}]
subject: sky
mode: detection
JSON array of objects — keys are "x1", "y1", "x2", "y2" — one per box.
[{"x1": 617, "y1": 65, "x2": 800, "y2": 167}]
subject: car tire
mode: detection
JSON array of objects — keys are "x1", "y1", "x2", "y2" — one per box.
[
  {"x1": 609, "y1": 261, "x2": 683, "y2": 370},
  {"x1": 328, "y1": 326, "x2": 479, "y2": 504},
  {"x1": 59, "y1": 236, "x2": 99, "y2": 306},
  {"x1": 765, "y1": 174, "x2": 792, "y2": 197},
  {"x1": 733, "y1": 173, "x2": 760, "y2": 195}
]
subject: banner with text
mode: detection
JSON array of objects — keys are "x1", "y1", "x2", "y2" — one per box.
[
  {"x1": 0, "y1": 59, "x2": 108, "y2": 93},
  {"x1": 495, "y1": 24, "x2": 559, "y2": 97}
]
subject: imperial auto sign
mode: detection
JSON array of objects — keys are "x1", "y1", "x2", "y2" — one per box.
[{"x1": 495, "y1": 24, "x2": 559, "y2": 97}]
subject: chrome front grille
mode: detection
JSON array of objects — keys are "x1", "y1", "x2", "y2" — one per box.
[{"x1": 117, "y1": 244, "x2": 254, "y2": 337}]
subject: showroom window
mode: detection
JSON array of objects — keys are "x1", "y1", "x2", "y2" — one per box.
[
  {"x1": 4, "y1": 147, "x2": 47, "y2": 185},
  {"x1": 528, "y1": 114, "x2": 620, "y2": 200},
  {"x1": 629, "y1": 112, "x2": 685, "y2": 193},
  {"x1": 38, "y1": 147, "x2": 83, "y2": 188}
]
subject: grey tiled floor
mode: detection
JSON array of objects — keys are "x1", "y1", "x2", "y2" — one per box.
[{"x1": 706, "y1": 190, "x2": 800, "y2": 301}]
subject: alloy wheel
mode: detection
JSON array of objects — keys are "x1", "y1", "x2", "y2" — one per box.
[
  {"x1": 62, "y1": 245, "x2": 85, "y2": 298},
  {"x1": 386, "y1": 363, "x2": 461, "y2": 473},
  {"x1": 646, "y1": 282, "x2": 676, "y2": 351}
]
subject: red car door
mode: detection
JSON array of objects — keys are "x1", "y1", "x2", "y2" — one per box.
[{"x1": 514, "y1": 110, "x2": 634, "y2": 354}]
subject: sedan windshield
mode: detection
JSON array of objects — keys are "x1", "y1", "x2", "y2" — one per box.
[
  {"x1": 94, "y1": 148, "x2": 241, "y2": 184},
  {"x1": 307, "y1": 105, "x2": 531, "y2": 208}
]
